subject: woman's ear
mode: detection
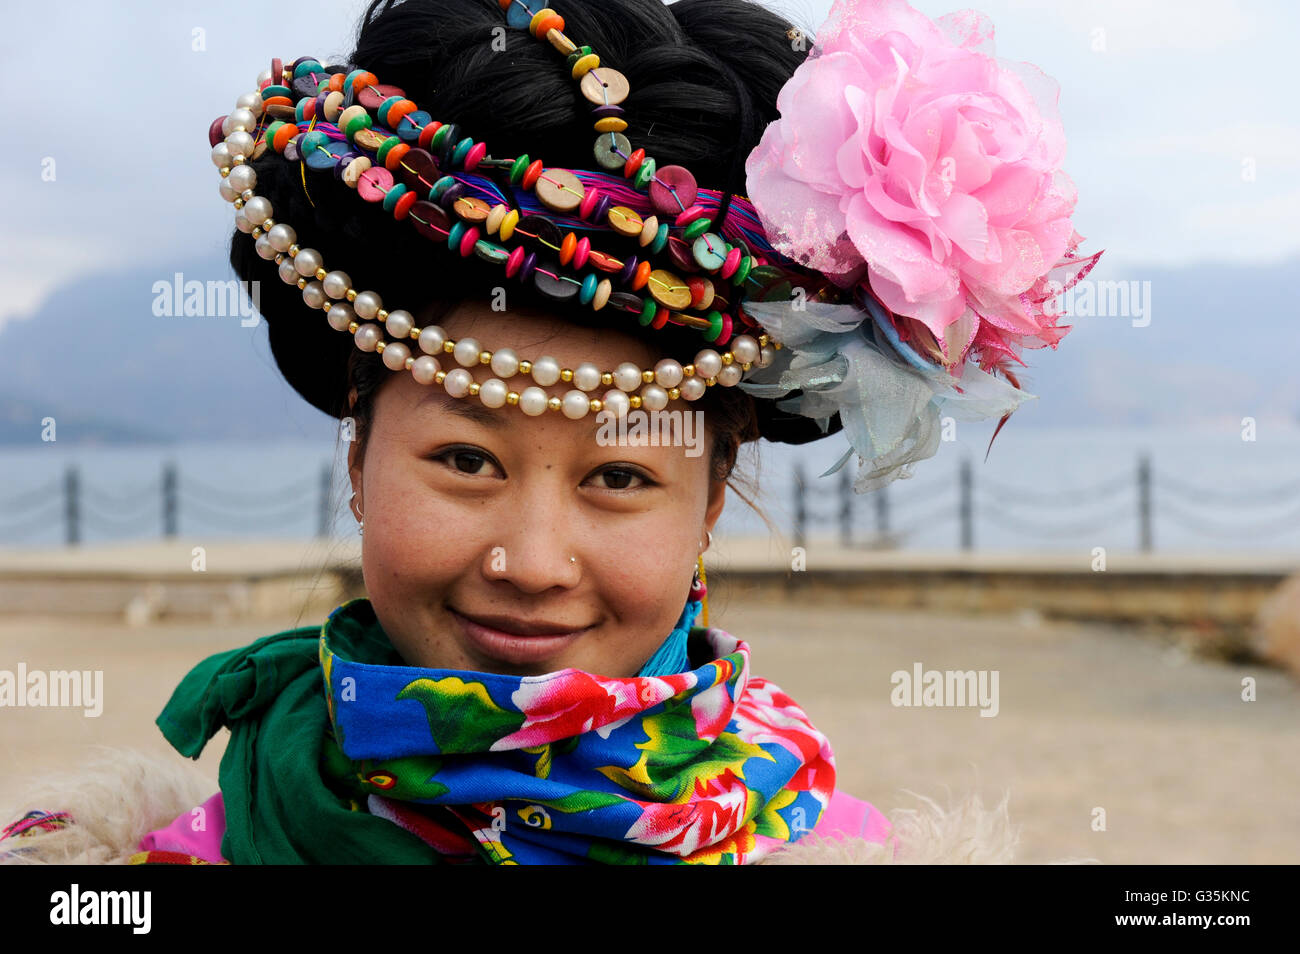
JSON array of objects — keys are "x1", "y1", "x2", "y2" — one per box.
[{"x1": 704, "y1": 474, "x2": 727, "y2": 545}]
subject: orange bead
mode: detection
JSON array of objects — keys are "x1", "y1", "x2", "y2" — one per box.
[
  {"x1": 534, "y1": 12, "x2": 564, "y2": 37},
  {"x1": 497, "y1": 0, "x2": 511, "y2": 9},
  {"x1": 352, "y1": 71, "x2": 377, "y2": 93},
  {"x1": 382, "y1": 142, "x2": 411, "y2": 172},
  {"x1": 328, "y1": 73, "x2": 345, "y2": 92},
  {"x1": 387, "y1": 100, "x2": 418, "y2": 126},
  {"x1": 271, "y1": 123, "x2": 296, "y2": 152},
  {"x1": 522, "y1": 159, "x2": 545, "y2": 190},
  {"x1": 632, "y1": 260, "x2": 652, "y2": 291},
  {"x1": 559, "y1": 232, "x2": 577, "y2": 266}
]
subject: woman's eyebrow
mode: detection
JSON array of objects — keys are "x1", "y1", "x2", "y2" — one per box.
[{"x1": 416, "y1": 388, "x2": 507, "y2": 429}]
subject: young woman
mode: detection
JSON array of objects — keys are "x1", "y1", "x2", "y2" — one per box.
[{"x1": 1, "y1": 0, "x2": 1098, "y2": 864}]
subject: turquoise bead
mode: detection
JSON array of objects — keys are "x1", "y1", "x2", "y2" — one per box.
[
  {"x1": 649, "y1": 222, "x2": 670, "y2": 255},
  {"x1": 450, "y1": 137, "x2": 474, "y2": 167},
  {"x1": 448, "y1": 221, "x2": 468, "y2": 249},
  {"x1": 692, "y1": 233, "x2": 727, "y2": 271},
  {"x1": 382, "y1": 182, "x2": 408, "y2": 213},
  {"x1": 429, "y1": 175, "x2": 458, "y2": 202},
  {"x1": 579, "y1": 273, "x2": 599, "y2": 305}
]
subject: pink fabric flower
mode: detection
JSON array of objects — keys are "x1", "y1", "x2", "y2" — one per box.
[{"x1": 746, "y1": 0, "x2": 1099, "y2": 371}]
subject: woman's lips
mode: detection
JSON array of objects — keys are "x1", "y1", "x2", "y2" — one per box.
[{"x1": 449, "y1": 608, "x2": 592, "y2": 669}]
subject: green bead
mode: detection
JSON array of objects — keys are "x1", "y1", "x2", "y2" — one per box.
[
  {"x1": 733, "y1": 255, "x2": 753, "y2": 286},
  {"x1": 510, "y1": 155, "x2": 530, "y2": 185},
  {"x1": 474, "y1": 240, "x2": 510, "y2": 265},
  {"x1": 430, "y1": 124, "x2": 452, "y2": 150},
  {"x1": 344, "y1": 112, "x2": 372, "y2": 138},
  {"x1": 375, "y1": 135, "x2": 402, "y2": 166},
  {"x1": 566, "y1": 46, "x2": 594, "y2": 69},
  {"x1": 638, "y1": 296, "x2": 657, "y2": 326},
  {"x1": 633, "y1": 157, "x2": 657, "y2": 190},
  {"x1": 682, "y1": 217, "x2": 712, "y2": 241},
  {"x1": 705, "y1": 311, "x2": 724, "y2": 342}
]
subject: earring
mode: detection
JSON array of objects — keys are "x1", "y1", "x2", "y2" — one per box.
[
  {"x1": 690, "y1": 554, "x2": 709, "y2": 628},
  {"x1": 351, "y1": 492, "x2": 363, "y2": 536}
]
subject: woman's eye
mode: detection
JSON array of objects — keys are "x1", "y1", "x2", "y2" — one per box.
[
  {"x1": 432, "y1": 449, "x2": 501, "y2": 478},
  {"x1": 592, "y1": 467, "x2": 650, "y2": 491}
]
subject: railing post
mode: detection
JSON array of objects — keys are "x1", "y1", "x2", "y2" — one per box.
[
  {"x1": 162, "y1": 462, "x2": 178, "y2": 538},
  {"x1": 793, "y1": 463, "x2": 807, "y2": 552},
  {"x1": 1137, "y1": 453, "x2": 1152, "y2": 552},
  {"x1": 839, "y1": 465, "x2": 851, "y2": 548},
  {"x1": 318, "y1": 463, "x2": 332, "y2": 538},
  {"x1": 959, "y1": 456, "x2": 973, "y2": 551},
  {"x1": 64, "y1": 465, "x2": 79, "y2": 546}
]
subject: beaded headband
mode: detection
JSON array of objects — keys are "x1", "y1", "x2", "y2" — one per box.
[{"x1": 207, "y1": 0, "x2": 841, "y2": 421}]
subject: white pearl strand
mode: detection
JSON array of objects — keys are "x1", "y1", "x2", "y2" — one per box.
[{"x1": 212, "y1": 76, "x2": 782, "y2": 419}]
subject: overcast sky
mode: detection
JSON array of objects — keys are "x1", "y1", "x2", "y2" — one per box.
[{"x1": 1, "y1": 0, "x2": 1296, "y2": 330}]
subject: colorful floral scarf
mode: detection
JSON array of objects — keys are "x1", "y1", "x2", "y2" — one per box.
[{"x1": 156, "y1": 596, "x2": 836, "y2": 864}]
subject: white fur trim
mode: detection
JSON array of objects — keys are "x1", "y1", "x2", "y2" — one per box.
[{"x1": 0, "y1": 747, "x2": 216, "y2": 865}]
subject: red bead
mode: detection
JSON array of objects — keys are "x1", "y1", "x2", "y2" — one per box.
[
  {"x1": 459, "y1": 226, "x2": 480, "y2": 256},
  {"x1": 505, "y1": 244, "x2": 526, "y2": 278},
  {"x1": 675, "y1": 205, "x2": 709, "y2": 227},
  {"x1": 573, "y1": 236, "x2": 591, "y2": 270},
  {"x1": 393, "y1": 189, "x2": 418, "y2": 221},
  {"x1": 651, "y1": 307, "x2": 670, "y2": 330},
  {"x1": 720, "y1": 246, "x2": 743, "y2": 279},
  {"x1": 522, "y1": 159, "x2": 545, "y2": 190},
  {"x1": 418, "y1": 120, "x2": 442, "y2": 149},
  {"x1": 579, "y1": 187, "x2": 601, "y2": 220},
  {"x1": 623, "y1": 148, "x2": 645, "y2": 178},
  {"x1": 464, "y1": 141, "x2": 487, "y2": 171}
]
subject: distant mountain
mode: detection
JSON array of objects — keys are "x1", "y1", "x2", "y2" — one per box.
[
  {"x1": 0, "y1": 252, "x2": 1295, "y2": 444},
  {"x1": 0, "y1": 257, "x2": 337, "y2": 445},
  {"x1": 0, "y1": 390, "x2": 172, "y2": 445}
]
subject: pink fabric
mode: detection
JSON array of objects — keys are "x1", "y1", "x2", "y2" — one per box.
[
  {"x1": 137, "y1": 791, "x2": 228, "y2": 863},
  {"x1": 814, "y1": 789, "x2": 894, "y2": 848}
]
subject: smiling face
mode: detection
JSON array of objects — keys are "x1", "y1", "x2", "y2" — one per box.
[{"x1": 346, "y1": 300, "x2": 728, "y2": 678}]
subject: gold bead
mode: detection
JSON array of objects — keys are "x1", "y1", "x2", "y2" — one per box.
[
  {"x1": 479, "y1": 351, "x2": 493, "y2": 364},
  {"x1": 507, "y1": 392, "x2": 520, "y2": 405},
  {"x1": 600, "y1": 372, "x2": 613, "y2": 386},
  {"x1": 629, "y1": 395, "x2": 642, "y2": 409},
  {"x1": 220, "y1": 167, "x2": 232, "y2": 178},
  {"x1": 288, "y1": 244, "x2": 300, "y2": 256},
  {"x1": 469, "y1": 382, "x2": 481, "y2": 396},
  {"x1": 742, "y1": 362, "x2": 752, "y2": 371},
  {"x1": 560, "y1": 369, "x2": 573, "y2": 382},
  {"x1": 547, "y1": 396, "x2": 562, "y2": 411},
  {"x1": 758, "y1": 334, "x2": 769, "y2": 345},
  {"x1": 409, "y1": 328, "x2": 420, "y2": 338},
  {"x1": 667, "y1": 388, "x2": 680, "y2": 400},
  {"x1": 443, "y1": 340, "x2": 455, "y2": 353},
  {"x1": 590, "y1": 399, "x2": 603, "y2": 412},
  {"x1": 683, "y1": 364, "x2": 696, "y2": 377},
  {"x1": 347, "y1": 322, "x2": 359, "y2": 333},
  {"x1": 642, "y1": 369, "x2": 655, "y2": 383},
  {"x1": 376, "y1": 341, "x2": 386, "y2": 352},
  {"x1": 346, "y1": 289, "x2": 358, "y2": 302},
  {"x1": 405, "y1": 357, "x2": 414, "y2": 369},
  {"x1": 435, "y1": 371, "x2": 447, "y2": 384},
  {"x1": 706, "y1": 377, "x2": 717, "y2": 386},
  {"x1": 315, "y1": 267, "x2": 326, "y2": 281},
  {"x1": 721, "y1": 352, "x2": 734, "y2": 365},
  {"x1": 296, "y1": 278, "x2": 306, "y2": 290},
  {"x1": 519, "y1": 360, "x2": 532, "y2": 374},
  {"x1": 377, "y1": 309, "x2": 389, "y2": 321}
]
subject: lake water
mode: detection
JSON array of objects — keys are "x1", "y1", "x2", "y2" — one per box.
[{"x1": 2, "y1": 425, "x2": 1298, "y2": 553}]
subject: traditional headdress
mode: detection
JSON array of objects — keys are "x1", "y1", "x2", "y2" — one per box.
[{"x1": 210, "y1": 0, "x2": 1102, "y2": 494}]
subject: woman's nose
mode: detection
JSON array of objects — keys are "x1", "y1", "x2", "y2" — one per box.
[{"x1": 482, "y1": 501, "x2": 585, "y2": 594}]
